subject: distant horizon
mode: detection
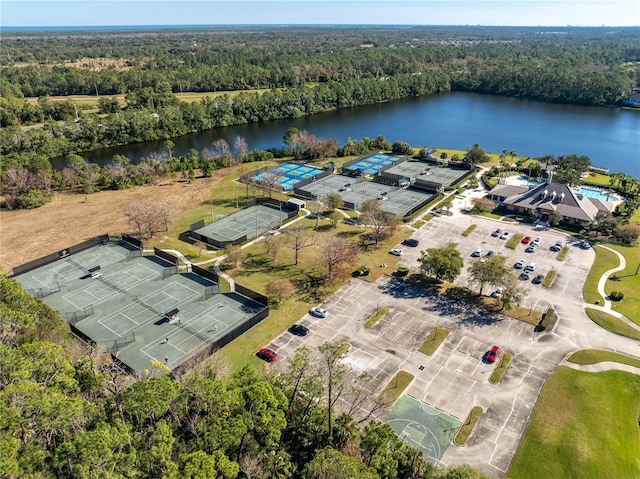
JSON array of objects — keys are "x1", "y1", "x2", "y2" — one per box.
[
  {"x1": 3, "y1": 1, "x2": 639, "y2": 28},
  {"x1": 4, "y1": 24, "x2": 640, "y2": 32}
]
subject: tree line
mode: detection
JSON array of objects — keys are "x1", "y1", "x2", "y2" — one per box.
[{"x1": 0, "y1": 274, "x2": 488, "y2": 479}]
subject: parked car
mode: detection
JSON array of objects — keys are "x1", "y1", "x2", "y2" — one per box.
[
  {"x1": 524, "y1": 263, "x2": 536, "y2": 273},
  {"x1": 389, "y1": 248, "x2": 403, "y2": 256},
  {"x1": 402, "y1": 238, "x2": 420, "y2": 247},
  {"x1": 521, "y1": 236, "x2": 532, "y2": 244},
  {"x1": 288, "y1": 324, "x2": 309, "y2": 336},
  {"x1": 490, "y1": 288, "x2": 504, "y2": 299},
  {"x1": 580, "y1": 241, "x2": 592, "y2": 249},
  {"x1": 486, "y1": 250, "x2": 495, "y2": 257},
  {"x1": 486, "y1": 345, "x2": 500, "y2": 363},
  {"x1": 532, "y1": 236, "x2": 542, "y2": 246},
  {"x1": 514, "y1": 259, "x2": 527, "y2": 269},
  {"x1": 309, "y1": 307, "x2": 328, "y2": 318},
  {"x1": 491, "y1": 228, "x2": 501, "y2": 237},
  {"x1": 500, "y1": 231, "x2": 511, "y2": 240},
  {"x1": 525, "y1": 245, "x2": 536, "y2": 253},
  {"x1": 532, "y1": 274, "x2": 544, "y2": 284},
  {"x1": 471, "y1": 248, "x2": 484, "y2": 257},
  {"x1": 257, "y1": 348, "x2": 278, "y2": 362},
  {"x1": 520, "y1": 271, "x2": 531, "y2": 280},
  {"x1": 550, "y1": 241, "x2": 564, "y2": 252}
]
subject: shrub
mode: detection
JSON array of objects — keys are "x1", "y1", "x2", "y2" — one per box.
[
  {"x1": 397, "y1": 266, "x2": 410, "y2": 276},
  {"x1": 609, "y1": 291, "x2": 624, "y2": 301},
  {"x1": 354, "y1": 265, "x2": 370, "y2": 277}
]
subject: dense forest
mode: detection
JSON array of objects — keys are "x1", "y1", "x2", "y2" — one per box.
[
  {"x1": 1, "y1": 26, "x2": 639, "y2": 208},
  {"x1": 0, "y1": 274, "x2": 488, "y2": 479}
]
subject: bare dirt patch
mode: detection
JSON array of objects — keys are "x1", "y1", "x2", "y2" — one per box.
[{"x1": 0, "y1": 177, "x2": 220, "y2": 274}]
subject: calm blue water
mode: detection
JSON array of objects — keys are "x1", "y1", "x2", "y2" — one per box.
[
  {"x1": 577, "y1": 187, "x2": 616, "y2": 202},
  {"x1": 77, "y1": 92, "x2": 640, "y2": 177}
]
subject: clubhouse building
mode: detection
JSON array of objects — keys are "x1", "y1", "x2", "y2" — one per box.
[{"x1": 488, "y1": 180, "x2": 614, "y2": 226}]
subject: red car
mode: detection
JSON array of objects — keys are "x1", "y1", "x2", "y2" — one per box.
[
  {"x1": 521, "y1": 236, "x2": 532, "y2": 244},
  {"x1": 257, "y1": 347, "x2": 278, "y2": 362},
  {"x1": 486, "y1": 345, "x2": 500, "y2": 363}
]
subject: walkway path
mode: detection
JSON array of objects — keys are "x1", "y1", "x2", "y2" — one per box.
[
  {"x1": 595, "y1": 245, "x2": 626, "y2": 309},
  {"x1": 563, "y1": 361, "x2": 640, "y2": 376}
]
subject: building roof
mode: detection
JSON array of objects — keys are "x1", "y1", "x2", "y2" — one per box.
[
  {"x1": 493, "y1": 181, "x2": 607, "y2": 223},
  {"x1": 489, "y1": 184, "x2": 529, "y2": 198}
]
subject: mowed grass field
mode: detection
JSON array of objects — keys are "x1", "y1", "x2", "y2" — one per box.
[
  {"x1": 582, "y1": 245, "x2": 619, "y2": 305},
  {"x1": 508, "y1": 366, "x2": 640, "y2": 479},
  {"x1": 605, "y1": 243, "x2": 640, "y2": 325},
  {"x1": 26, "y1": 89, "x2": 270, "y2": 114}
]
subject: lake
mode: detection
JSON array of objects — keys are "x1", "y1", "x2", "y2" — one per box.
[{"x1": 79, "y1": 92, "x2": 640, "y2": 177}]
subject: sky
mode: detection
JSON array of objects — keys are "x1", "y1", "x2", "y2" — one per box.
[{"x1": 2, "y1": 0, "x2": 639, "y2": 27}]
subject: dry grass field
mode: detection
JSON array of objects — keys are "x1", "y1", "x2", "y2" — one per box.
[{"x1": 0, "y1": 176, "x2": 221, "y2": 274}]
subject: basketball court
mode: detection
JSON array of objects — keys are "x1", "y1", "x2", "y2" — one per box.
[
  {"x1": 15, "y1": 240, "x2": 267, "y2": 373},
  {"x1": 385, "y1": 395, "x2": 461, "y2": 465}
]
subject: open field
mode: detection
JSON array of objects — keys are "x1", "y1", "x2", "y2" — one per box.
[
  {"x1": 0, "y1": 176, "x2": 221, "y2": 273},
  {"x1": 507, "y1": 367, "x2": 640, "y2": 479},
  {"x1": 605, "y1": 243, "x2": 640, "y2": 324}
]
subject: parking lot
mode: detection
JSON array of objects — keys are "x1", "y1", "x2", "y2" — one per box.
[
  {"x1": 264, "y1": 214, "x2": 638, "y2": 478},
  {"x1": 396, "y1": 215, "x2": 595, "y2": 312}
]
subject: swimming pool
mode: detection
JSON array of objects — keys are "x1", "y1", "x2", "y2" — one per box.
[
  {"x1": 577, "y1": 187, "x2": 616, "y2": 203},
  {"x1": 508, "y1": 176, "x2": 543, "y2": 187}
]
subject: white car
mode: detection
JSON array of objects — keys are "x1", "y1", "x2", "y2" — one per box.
[
  {"x1": 531, "y1": 236, "x2": 542, "y2": 246},
  {"x1": 309, "y1": 307, "x2": 328, "y2": 318},
  {"x1": 471, "y1": 248, "x2": 484, "y2": 257},
  {"x1": 514, "y1": 259, "x2": 527, "y2": 269},
  {"x1": 524, "y1": 263, "x2": 536, "y2": 273},
  {"x1": 550, "y1": 241, "x2": 564, "y2": 252},
  {"x1": 500, "y1": 231, "x2": 511, "y2": 240},
  {"x1": 389, "y1": 248, "x2": 403, "y2": 256},
  {"x1": 491, "y1": 288, "x2": 504, "y2": 299}
]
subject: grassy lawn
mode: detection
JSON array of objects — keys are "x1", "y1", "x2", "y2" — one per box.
[
  {"x1": 477, "y1": 211, "x2": 504, "y2": 220},
  {"x1": 582, "y1": 245, "x2": 619, "y2": 305},
  {"x1": 379, "y1": 370, "x2": 414, "y2": 403},
  {"x1": 581, "y1": 172, "x2": 611, "y2": 186},
  {"x1": 418, "y1": 327, "x2": 450, "y2": 355},
  {"x1": 365, "y1": 306, "x2": 390, "y2": 328},
  {"x1": 453, "y1": 406, "x2": 483, "y2": 446},
  {"x1": 542, "y1": 269, "x2": 557, "y2": 287},
  {"x1": 567, "y1": 349, "x2": 640, "y2": 369},
  {"x1": 507, "y1": 366, "x2": 640, "y2": 479},
  {"x1": 412, "y1": 219, "x2": 426, "y2": 229},
  {"x1": 584, "y1": 307, "x2": 640, "y2": 340},
  {"x1": 604, "y1": 243, "x2": 640, "y2": 325},
  {"x1": 505, "y1": 234, "x2": 524, "y2": 249},
  {"x1": 489, "y1": 352, "x2": 513, "y2": 384},
  {"x1": 462, "y1": 224, "x2": 477, "y2": 236}
]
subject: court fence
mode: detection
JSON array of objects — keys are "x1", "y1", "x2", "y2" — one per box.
[
  {"x1": 189, "y1": 200, "x2": 299, "y2": 249},
  {"x1": 63, "y1": 305, "x2": 95, "y2": 325},
  {"x1": 11, "y1": 234, "x2": 110, "y2": 277},
  {"x1": 154, "y1": 248, "x2": 179, "y2": 267},
  {"x1": 26, "y1": 281, "x2": 61, "y2": 299},
  {"x1": 162, "y1": 266, "x2": 178, "y2": 278}
]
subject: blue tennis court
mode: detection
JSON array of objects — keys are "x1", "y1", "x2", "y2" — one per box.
[
  {"x1": 346, "y1": 153, "x2": 402, "y2": 175},
  {"x1": 254, "y1": 163, "x2": 325, "y2": 191}
]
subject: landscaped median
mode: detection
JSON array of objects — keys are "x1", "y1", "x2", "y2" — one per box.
[
  {"x1": 541, "y1": 269, "x2": 557, "y2": 287},
  {"x1": 379, "y1": 370, "x2": 415, "y2": 404},
  {"x1": 453, "y1": 406, "x2": 484, "y2": 446},
  {"x1": 567, "y1": 348, "x2": 640, "y2": 369},
  {"x1": 365, "y1": 307, "x2": 390, "y2": 328},
  {"x1": 419, "y1": 327, "x2": 450, "y2": 355},
  {"x1": 462, "y1": 224, "x2": 477, "y2": 236},
  {"x1": 556, "y1": 246, "x2": 569, "y2": 261},
  {"x1": 489, "y1": 352, "x2": 513, "y2": 384},
  {"x1": 505, "y1": 234, "x2": 524, "y2": 249},
  {"x1": 584, "y1": 307, "x2": 640, "y2": 340}
]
